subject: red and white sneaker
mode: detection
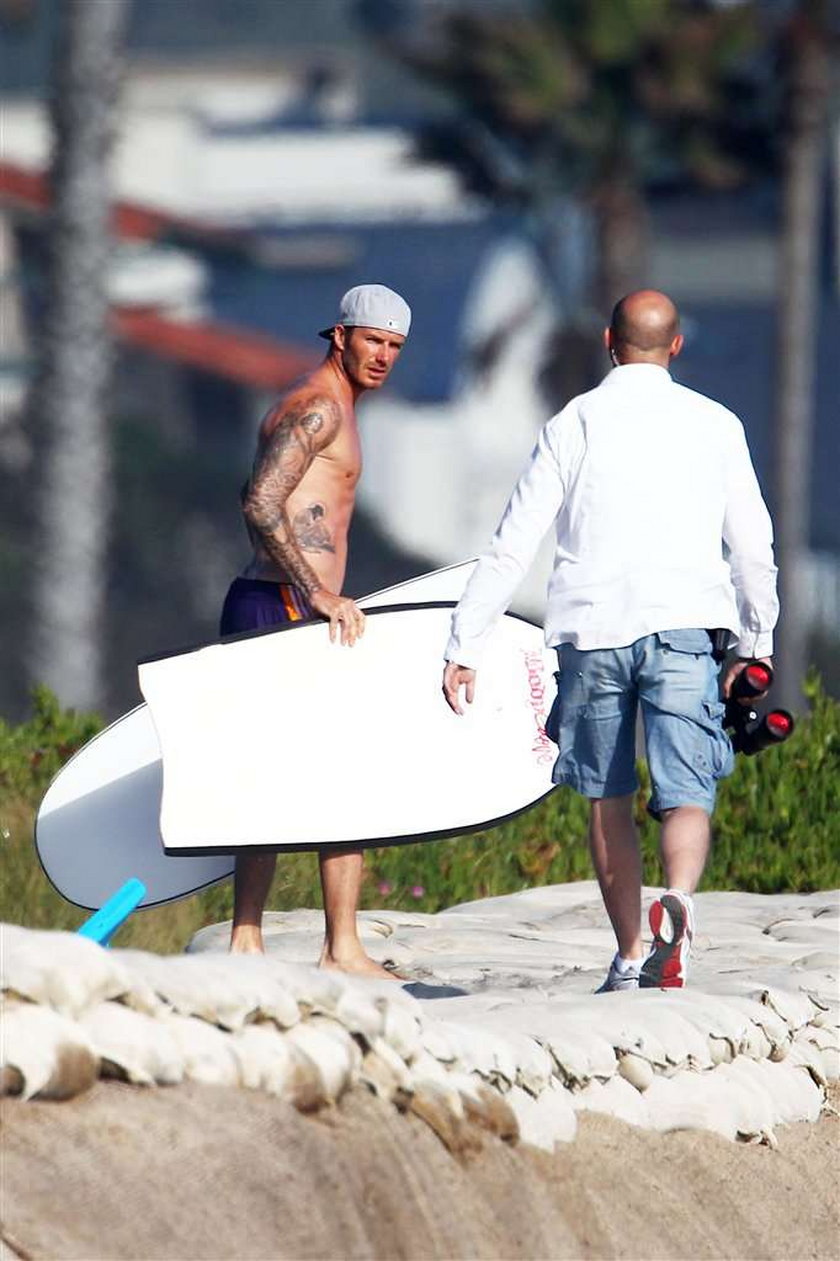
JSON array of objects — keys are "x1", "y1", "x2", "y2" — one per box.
[{"x1": 639, "y1": 890, "x2": 695, "y2": 989}]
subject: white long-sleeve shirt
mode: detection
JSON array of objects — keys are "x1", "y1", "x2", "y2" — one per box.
[{"x1": 446, "y1": 364, "x2": 779, "y2": 667}]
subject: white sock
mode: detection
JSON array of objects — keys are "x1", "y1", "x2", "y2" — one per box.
[{"x1": 613, "y1": 953, "x2": 642, "y2": 975}]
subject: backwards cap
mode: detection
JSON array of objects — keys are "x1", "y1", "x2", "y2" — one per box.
[{"x1": 319, "y1": 284, "x2": 411, "y2": 340}]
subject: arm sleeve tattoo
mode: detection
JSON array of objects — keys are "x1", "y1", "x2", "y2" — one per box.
[{"x1": 242, "y1": 399, "x2": 340, "y2": 594}]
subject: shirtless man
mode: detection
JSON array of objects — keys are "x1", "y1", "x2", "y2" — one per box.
[{"x1": 220, "y1": 284, "x2": 410, "y2": 973}]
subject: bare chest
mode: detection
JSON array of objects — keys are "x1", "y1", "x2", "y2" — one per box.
[{"x1": 320, "y1": 420, "x2": 362, "y2": 487}]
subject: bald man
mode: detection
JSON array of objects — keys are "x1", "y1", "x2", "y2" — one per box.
[{"x1": 443, "y1": 290, "x2": 779, "y2": 991}]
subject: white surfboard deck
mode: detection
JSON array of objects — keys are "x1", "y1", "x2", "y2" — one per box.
[
  {"x1": 140, "y1": 605, "x2": 556, "y2": 854},
  {"x1": 35, "y1": 560, "x2": 483, "y2": 909}
]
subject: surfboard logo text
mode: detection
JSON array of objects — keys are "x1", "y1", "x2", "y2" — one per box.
[{"x1": 522, "y1": 650, "x2": 555, "y2": 766}]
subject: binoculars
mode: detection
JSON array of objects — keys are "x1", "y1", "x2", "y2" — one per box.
[{"x1": 724, "y1": 661, "x2": 795, "y2": 756}]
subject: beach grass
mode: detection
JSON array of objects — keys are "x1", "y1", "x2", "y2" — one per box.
[{"x1": 1, "y1": 675, "x2": 837, "y2": 953}]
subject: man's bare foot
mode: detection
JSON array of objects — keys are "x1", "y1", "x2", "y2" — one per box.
[
  {"x1": 318, "y1": 948, "x2": 403, "y2": 981},
  {"x1": 230, "y1": 924, "x2": 264, "y2": 954}
]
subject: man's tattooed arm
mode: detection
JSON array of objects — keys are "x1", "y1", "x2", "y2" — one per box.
[{"x1": 242, "y1": 399, "x2": 340, "y2": 594}]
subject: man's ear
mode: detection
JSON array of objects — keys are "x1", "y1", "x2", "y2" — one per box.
[
  {"x1": 333, "y1": 324, "x2": 347, "y2": 351},
  {"x1": 670, "y1": 333, "x2": 684, "y2": 361},
  {"x1": 603, "y1": 327, "x2": 612, "y2": 354}
]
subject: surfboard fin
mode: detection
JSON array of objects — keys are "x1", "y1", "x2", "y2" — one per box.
[{"x1": 77, "y1": 878, "x2": 147, "y2": 947}]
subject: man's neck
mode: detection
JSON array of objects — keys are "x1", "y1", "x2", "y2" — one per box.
[
  {"x1": 615, "y1": 353, "x2": 671, "y2": 369},
  {"x1": 324, "y1": 351, "x2": 364, "y2": 404}
]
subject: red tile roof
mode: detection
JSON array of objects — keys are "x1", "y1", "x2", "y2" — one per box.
[
  {"x1": 1, "y1": 161, "x2": 315, "y2": 389},
  {"x1": 112, "y1": 307, "x2": 314, "y2": 390}
]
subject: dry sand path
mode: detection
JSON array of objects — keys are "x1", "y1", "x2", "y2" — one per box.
[{"x1": 2, "y1": 1082, "x2": 838, "y2": 1260}]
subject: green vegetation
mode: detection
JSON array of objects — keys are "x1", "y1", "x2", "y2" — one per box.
[{"x1": 2, "y1": 677, "x2": 837, "y2": 954}]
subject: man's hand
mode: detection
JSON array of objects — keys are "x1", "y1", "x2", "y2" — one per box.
[
  {"x1": 309, "y1": 589, "x2": 366, "y2": 646},
  {"x1": 722, "y1": 656, "x2": 773, "y2": 701},
  {"x1": 442, "y1": 662, "x2": 476, "y2": 715}
]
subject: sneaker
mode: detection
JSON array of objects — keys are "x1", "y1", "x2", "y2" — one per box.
[
  {"x1": 595, "y1": 956, "x2": 641, "y2": 993},
  {"x1": 639, "y1": 890, "x2": 695, "y2": 989}
]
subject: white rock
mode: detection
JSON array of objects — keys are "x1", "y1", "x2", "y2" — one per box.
[
  {"x1": 1, "y1": 924, "x2": 130, "y2": 1018},
  {"x1": 748, "y1": 1057, "x2": 824, "y2": 1126},
  {"x1": 618, "y1": 1051, "x2": 655, "y2": 1092},
  {"x1": 1, "y1": 1001, "x2": 98, "y2": 1100},
  {"x1": 758, "y1": 985, "x2": 821, "y2": 1032},
  {"x1": 381, "y1": 998, "x2": 422, "y2": 1061},
  {"x1": 407, "y1": 1049, "x2": 453, "y2": 1087},
  {"x1": 230, "y1": 1023, "x2": 294, "y2": 1095},
  {"x1": 419, "y1": 1022, "x2": 457, "y2": 1064},
  {"x1": 506, "y1": 1081, "x2": 577, "y2": 1150},
  {"x1": 78, "y1": 1001, "x2": 183, "y2": 1086},
  {"x1": 787, "y1": 1036, "x2": 829, "y2": 1088},
  {"x1": 430, "y1": 1019, "x2": 519, "y2": 1087},
  {"x1": 285, "y1": 1017, "x2": 360, "y2": 1101},
  {"x1": 514, "y1": 1006, "x2": 618, "y2": 1085},
  {"x1": 114, "y1": 951, "x2": 300, "y2": 1031},
  {"x1": 360, "y1": 1037, "x2": 414, "y2": 1099},
  {"x1": 332, "y1": 985, "x2": 386, "y2": 1042},
  {"x1": 409, "y1": 1074, "x2": 465, "y2": 1120},
  {"x1": 708, "y1": 1034, "x2": 736, "y2": 1065},
  {"x1": 643, "y1": 1071, "x2": 740, "y2": 1142},
  {"x1": 572, "y1": 1075, "x2": 650, "y2": 1127},
  {"x1": 163, "y1": 1013, "x2": 242, "y2": 1087}
]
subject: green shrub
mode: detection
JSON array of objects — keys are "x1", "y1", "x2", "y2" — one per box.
[
  {"x1": 699, "y1": 672, "x2": 840, "y2": 893},
  {"x1": 0, "y1": 685, "x2": 103, "y2": 800},
  {"x1": 1, "y1": 676, "x2": 837, "y2": 953}
]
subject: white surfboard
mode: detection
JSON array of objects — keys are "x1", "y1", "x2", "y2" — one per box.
[
  {"x1": 140, "y1": 605, "x2": 556, "y2": 854},
  {"x1": 35, "y1": 561, "x2": 481, "y2": 909}
]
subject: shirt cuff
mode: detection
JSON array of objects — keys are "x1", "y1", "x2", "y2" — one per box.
[
  {"x1": 444, "y1": 635, "x2": 482, "y2": 670},
  {"x1": 735, "y1": 631, "x2": 774, "y2": 659}
]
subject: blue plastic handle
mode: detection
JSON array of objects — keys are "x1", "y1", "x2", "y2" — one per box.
[{"x1": 77, "y1": 878, "x2": 147, "y2": 946}]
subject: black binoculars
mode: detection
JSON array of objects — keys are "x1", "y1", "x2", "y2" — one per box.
[{"x1": 724, "y1": 661, "x2": 795, "y2": 756}]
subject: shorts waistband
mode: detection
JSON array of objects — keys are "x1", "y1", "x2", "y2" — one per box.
[{"x1": 229, "y1": 577, "x2": 313, "y2": 620}]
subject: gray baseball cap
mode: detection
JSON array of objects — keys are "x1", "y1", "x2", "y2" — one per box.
[{"x1": 318, "y1": 284, "x2": 411, "y2": 340}]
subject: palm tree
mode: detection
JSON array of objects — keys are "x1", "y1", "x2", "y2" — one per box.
[
  {"x1": 772, "y1": 0, "x2": 835, "y2": 712},
  {"x1": 29, "y1": 0, "x2": 130, "y2": 710},
  {"x1": 368, "y1": 0, "x2": 766, "y2": 394}
]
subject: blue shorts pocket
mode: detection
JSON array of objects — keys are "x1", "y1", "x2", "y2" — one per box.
[
  {"x1": 656, "y1": 629, "x2": 712, "y2": 656},
  {"x1": 702, "y1": 699, "x2": 735, "y2": 778}
]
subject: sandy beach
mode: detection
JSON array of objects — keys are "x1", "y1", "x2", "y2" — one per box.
[{"x1": 2, "y1": 1080, "x2": 838, "y2": 1260}]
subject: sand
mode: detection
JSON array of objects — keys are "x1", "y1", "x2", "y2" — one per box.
[
  {"x1": 2, "y1": 1081, "x2": 838, "y2": 1260},
  {"x1": 2, "y1": 884, "x2": 838, "y2": 1259}
]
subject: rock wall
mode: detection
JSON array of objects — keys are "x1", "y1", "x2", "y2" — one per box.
[{"x1": 3, "y1": 884, "x2": 837, "y2": 1152}]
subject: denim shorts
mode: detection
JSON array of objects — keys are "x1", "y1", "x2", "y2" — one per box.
[{"x1": 547, "y1": 629, "x2": 734, "y2": 815}]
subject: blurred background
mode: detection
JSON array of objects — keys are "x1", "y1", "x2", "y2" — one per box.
[{"x1": 1, "y1": 0, "x2": 838, "y2": 725}]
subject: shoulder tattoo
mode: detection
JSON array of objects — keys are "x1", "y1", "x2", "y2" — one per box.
[{"x1": 249, "y1": 398, "x2": 340, "y2": 501}]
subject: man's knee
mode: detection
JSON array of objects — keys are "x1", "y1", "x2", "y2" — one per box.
[
  {"x1": 659, "y1": 804, "x2": 710, "y2": 820},
  {"x1": 590, "y1": 792, "x2": 636, "y2": 819}
]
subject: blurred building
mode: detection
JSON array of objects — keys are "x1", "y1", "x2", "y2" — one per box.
[
  {"x1": 1, "y1": 0, "x2": 837, "y2": 717},
  {"x1": 2, "y1": 58, "x2": 563, "y2": 618}
]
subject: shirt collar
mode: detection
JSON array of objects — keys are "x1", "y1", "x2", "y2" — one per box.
[{"x1": 604, "y1": 364, "x2": 672, "y2": 386}]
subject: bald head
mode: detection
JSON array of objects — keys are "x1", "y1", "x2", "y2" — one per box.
[{"x1": 606, "y1": 290, "x2": 683, "y2": 367}]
